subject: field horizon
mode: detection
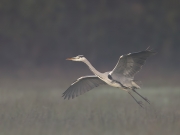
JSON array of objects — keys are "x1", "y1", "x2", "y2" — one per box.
[{"x1": 0, "y1": 73, "x2": 179, "y2": 135}]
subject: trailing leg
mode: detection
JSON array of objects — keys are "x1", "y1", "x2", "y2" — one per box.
[
  {"x1": 127, "y1": 91, "x2": 144, "y2": 108},
  {"x1": 132, "y1": 89, "x2": 150, "y2": 104}
]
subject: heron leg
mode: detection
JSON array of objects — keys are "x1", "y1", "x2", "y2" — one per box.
[
  {"x1": 127, "y1": 91, "x2": 144, "y2": 108},
  {"x1": 132, "y1": 89, "x2": 150, "y2": 104}
]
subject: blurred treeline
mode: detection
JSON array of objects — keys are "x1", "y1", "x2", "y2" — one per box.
[{"x1": 0, "y1": 0, "x2": 180, "y2": 69}]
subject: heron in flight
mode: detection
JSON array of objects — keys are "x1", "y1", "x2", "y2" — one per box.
[{"x1": 62, "y1": 48, "x2": 156, "y2": 107}]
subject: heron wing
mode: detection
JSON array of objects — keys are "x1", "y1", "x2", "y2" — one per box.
[
  {"x1": 62, "y1": 75, "x2": 106, "y2": 99},
  {"x1": 110, "y1": 49, "x2": 156, "y2": 86}
]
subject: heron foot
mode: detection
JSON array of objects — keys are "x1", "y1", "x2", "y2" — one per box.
[
  {"x1": 137, "y1": 101, "x2": 144, "y2": 108},
  {"x1": 144, "y1": 97, "x2": 150, "y2": 104}
]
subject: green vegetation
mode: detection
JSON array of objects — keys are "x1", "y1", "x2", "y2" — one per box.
[{"x1": 0, "y1": 78, "x2": 179, "y2": 135}]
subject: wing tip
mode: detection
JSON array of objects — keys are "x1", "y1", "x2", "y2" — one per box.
[
  {"x1": 62, "y1": 94, "x2": 67, "y2": 100},
  {"x1": 62, "y1": 92, "x2": 79, "y2": 100},
  {"x1": 146, "y1": 46, "x2": 157, "y2": 55}
]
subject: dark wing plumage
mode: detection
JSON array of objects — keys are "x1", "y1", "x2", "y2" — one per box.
[
  {"x1": 62, "y1": 75, "x2": 106, "y2": 99},
  {"x1": 110, "y1": 48, "x2": 156, "y2": 86}
]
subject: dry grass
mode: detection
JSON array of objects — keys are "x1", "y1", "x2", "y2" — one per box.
[{"x1": 0, "y1": 78, "x2": 179, "y2": 135}]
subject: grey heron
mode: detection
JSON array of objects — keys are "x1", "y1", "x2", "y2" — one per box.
[{"x1": 62, "y1": 48, "x2": 156, "y2": 108}]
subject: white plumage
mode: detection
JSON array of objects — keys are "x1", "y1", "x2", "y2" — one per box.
[{"x1": 63, "y1": 48, "x2": 156, "y2": 108}]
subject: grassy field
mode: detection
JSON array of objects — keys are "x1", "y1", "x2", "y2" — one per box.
[{"x1": 0, "y1": 77, "x2": 179, "y2": 135}]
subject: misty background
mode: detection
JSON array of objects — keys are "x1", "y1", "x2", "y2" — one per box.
[
  {"x1": 1, "y1": 0, "x2": 180, "y2": 71},
  {"x1": 0, "y1": 0, "x2": 179, "y2": 89},
  {"x1": 0, "y1": 1, "x2": 180, "y2": 135}
]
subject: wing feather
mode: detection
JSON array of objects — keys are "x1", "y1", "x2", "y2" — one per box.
[
  {"x1": 62, "y1": 75, "x2": 106, "y2": 99},
  {"x1": 110, "y1": 48, "x2": 156, "y2": 87}
]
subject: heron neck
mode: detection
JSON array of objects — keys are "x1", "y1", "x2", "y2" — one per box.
[{"x1": 83, "y1": 59, "x2": 102, "y2": 77}]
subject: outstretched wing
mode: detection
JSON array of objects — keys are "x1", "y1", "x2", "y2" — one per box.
[
  {"x1": 110, "y1": 48, "x2": 156, "y2": 86},
  {"x1": 62, "y1": 75, "x2": 106, "y2": 99}
]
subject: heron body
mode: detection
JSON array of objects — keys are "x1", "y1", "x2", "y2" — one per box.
[{"x1": 63, "y1": 48, "x2": 156, "y2": 108}]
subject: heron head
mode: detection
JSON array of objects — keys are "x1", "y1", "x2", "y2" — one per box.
[{"x1": 66, "y1": 55, "x2": 85, "y2": 61}]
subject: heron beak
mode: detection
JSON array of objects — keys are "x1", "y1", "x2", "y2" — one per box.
[{"x1": 66, "y1": 57, "x2": 74, "y2": 60}]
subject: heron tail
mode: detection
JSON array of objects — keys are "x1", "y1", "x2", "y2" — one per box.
[{"x1": 132, "y1": 80, "x2": 141, "y2": 89}]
